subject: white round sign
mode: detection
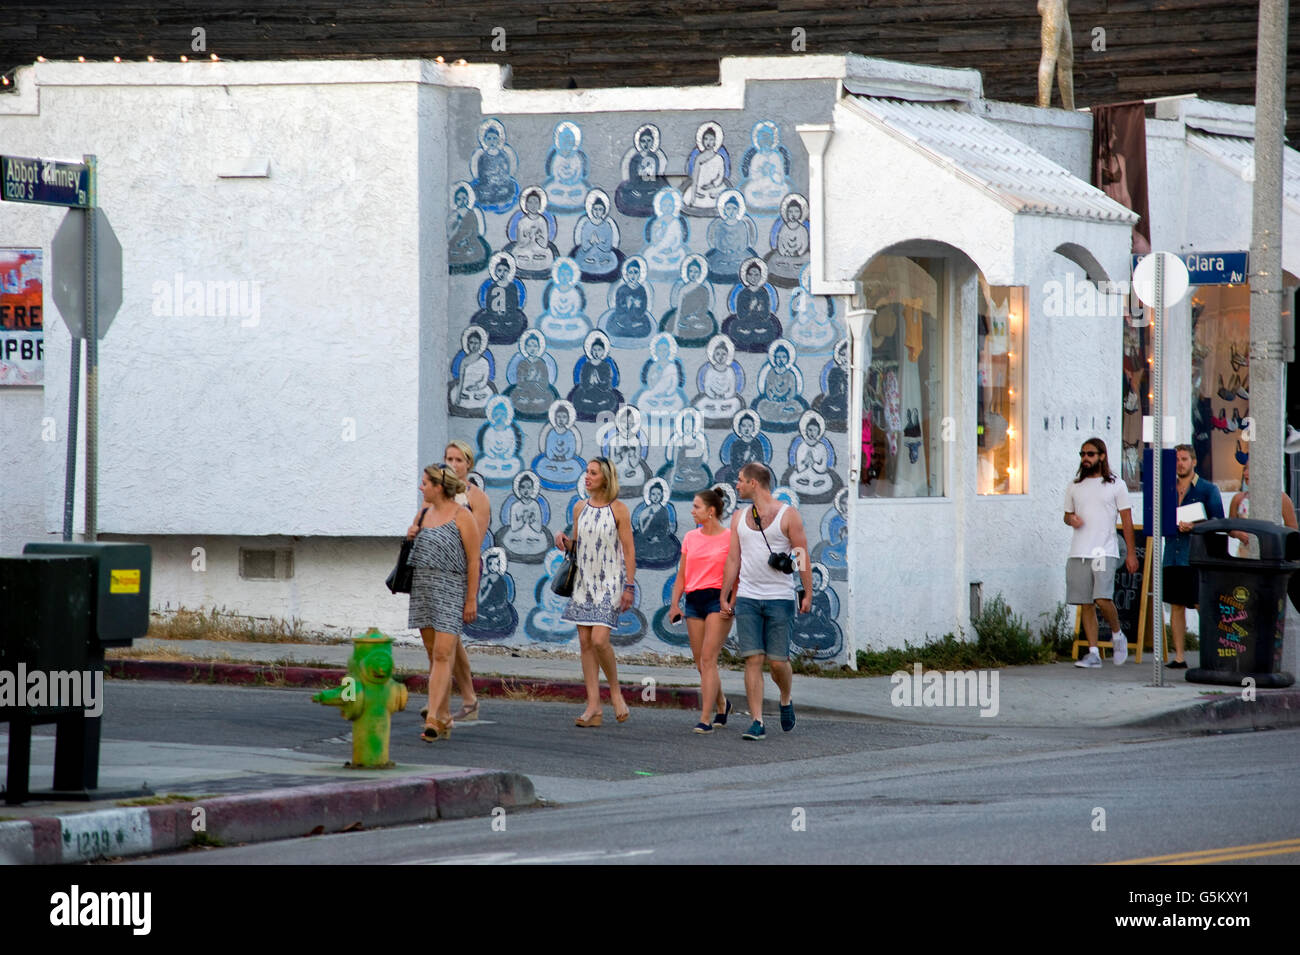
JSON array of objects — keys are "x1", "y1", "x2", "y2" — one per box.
[{"x1": 1131, "y1": 252, "x2": 1190, "y2": 309}]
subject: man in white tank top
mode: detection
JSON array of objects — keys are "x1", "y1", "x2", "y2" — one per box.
[{"x1": 720, "y1": 462, "x2": 814, "y2": 740}]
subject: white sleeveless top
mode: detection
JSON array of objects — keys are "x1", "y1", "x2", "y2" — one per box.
[{"x1": 736, "y1": 503, "x2": 795, "y2": 600}]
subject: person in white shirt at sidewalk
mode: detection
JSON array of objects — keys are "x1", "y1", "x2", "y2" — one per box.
[{"x1": 1065, "y1": 437, "x2": 1139, "y2": 668}]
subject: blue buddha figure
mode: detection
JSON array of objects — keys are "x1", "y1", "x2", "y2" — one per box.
[
  {"x1": 448, "y1": 324, "x2": 497, "y2": 418},
  {"x1": 652, "y1": 573, "x2": 690, "y2": 649},
  {"x1": 705, "y1": 190, "x2": 758, "y2": 284},
  {"x1": 610, "y1": 580, "x2": 649, "y2": 647},
  {"x1": 787, "y1": 264, "x2": 841, "y2": 356},
  {"x1": 691, "y1": 333, "x2": 746, "y2": 427},
  {"x1": 738, "y1": 120, "x2": 795, "y2": 213},
  {"x1": 561, "y1": 480, "x2": 589, "y2": 536},
  {"x1": 642, "y1": 188, "x2": 689, "y2": 280},
  {"x1": 631, "y1": 477, "x2": 681, "y2": 570},
  {"x1": 569, "y1": 189, "x2": 623, "y2": 283},
  {"x1": 531, "y1": 399, "x2": 586, "y2": 491},
  {"x1": 660, "y1": 254, "x2": 717, "y2": 347},
  {"x1": 504, "y1": 329, "x2": 560, "y2": 422},
  {"x1": 542, "y1": 121, "x2": 591, "y2": 213},
  {"x1": 811, "y1": 487, "x2": 850, "y2": 581},
  {"x1": 658, "y1": 407, "x2": 713, "y2": 501},
  {"x1": 447, "y1": 181, "x2": 491, "y2": 275},
  {"x1": 782, "y1": 410, "x2": 842, "y2": 505},
  {"x1": 463, "y1": 547, "x2": 519, "y2": 641},
  {"x1": 764, "y1": 193, "x2": 811, "y2": 288},
  {"x1": 475, "y1": 394, "x2": 525, "y2": 486},
  {"x1": 772, "y1": 485, "x2": 802, "y2": 511},
  {"x1": 468, "y1": 118, "x2": 520, "y2": 214},
  {"x1": 615, "y1": 123, "x2": 671, "y2": 218},
  {"x1": 631, "y1": 332, "x2": 688, "y2": 429},
  {"x1": 790, "y1": 563, "x2": 844, "y2": 662},
  {"x1": 598, "y1": 256, "x2": 655, "y2": 347},
  {"x1": 567, "y1": 329, "x2": 624, "y2": 422},
  {"x1": 496, "y1": 469, "x2": 555, "y2": 564},
  {"x1": 715, "y1": 408, "x2": 771, "y2": 487},
  {"x1": 723, "y1": 258, "x2": 782, "y2": 353},
  {"x1": 681, "y1": 121, "x2": 732, "y2": 217},
  {"x1": 470, "y1": 252, "x2": 529, "y2": 345},
  {"x1": 505, "y1": 186, "x2": 560, "y2": 281},
  {"x1": 754, "y1": 338, "x2": 808, "y2": 433},
  {"x1": 811, "y1": 337, "x2": 850, "y2": 432},
  {"x1": 535, "y1": 257, "x2": 591, "y2": 348},
  {"x1": 599, "y1": 405, "x2": 652, "y2": 499},
  {"x1": 525, "y1": 548, "x2": 579, "y2": 643}
]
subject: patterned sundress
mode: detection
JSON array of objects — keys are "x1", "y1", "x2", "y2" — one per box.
[
  {"x1": 407, "y1": 520, "x2": 468, "y2": 635},
  {"x1": 561, "y1": 502, "x2": 626, "y2": 628}
]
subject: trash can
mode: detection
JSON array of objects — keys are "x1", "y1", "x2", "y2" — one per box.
[{"x1": 1186, "y1": 518, "x2": 1299, "y2": 688}]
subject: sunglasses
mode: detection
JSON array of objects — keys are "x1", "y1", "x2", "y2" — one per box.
[{"x1": 1079, "y1": 451, "x2": 1100, "y2": 458}]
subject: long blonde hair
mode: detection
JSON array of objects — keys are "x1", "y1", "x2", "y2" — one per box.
[
  {"x1": 588, "y1": 456, "x2": 619, "y2": 503},
  {"x1": 424, "y1": 462, "x2": 467, "y2": 498}
]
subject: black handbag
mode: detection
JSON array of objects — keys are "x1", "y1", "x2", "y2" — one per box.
[
  {"x1": 386, "y1": 508, "x2": 427, "y2": 594},
  {"x1": 550, "y1": 520, "x2": 579, "y2": 597}
]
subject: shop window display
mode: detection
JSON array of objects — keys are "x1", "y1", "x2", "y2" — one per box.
[
  {"x1": 1189, "y1": 283, "x2": 1251, "y2": 489},
  {"x1": 977, "y1": 283, "x2": 1025, "y2": 495}
]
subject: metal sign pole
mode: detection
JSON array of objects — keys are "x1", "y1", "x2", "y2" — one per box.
[
  {"x1": 84, "y1": 155, "x2": 98, "y2": 542},
  {"x1": 1151, "y1": 252, "x2": 1165, "y2": 688},
  {"x1": 61, "y1": 331, "x2": 80, "y2": 541}
]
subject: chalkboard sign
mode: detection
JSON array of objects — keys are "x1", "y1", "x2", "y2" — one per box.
[{"x1": 1098, "y1": 529, "x2": 1148, "y2": 641}]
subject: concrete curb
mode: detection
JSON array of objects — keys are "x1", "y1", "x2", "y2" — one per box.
[
  {"x1": 1124, "y1": 688, "x2": 1300, "y2": 732},
  {"x1": 0, "y1": 767, "x2": 535, "y2": 865},
  {"x1": 106, "y1": 659, "x2": 704, "y2": 710}
]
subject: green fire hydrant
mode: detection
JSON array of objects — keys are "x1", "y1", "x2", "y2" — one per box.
[{"x1": 312, "y1": 629, "x2": 408, "y2": 768}]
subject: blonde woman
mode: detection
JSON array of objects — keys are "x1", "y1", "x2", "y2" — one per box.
[
  {"x1": 555, "y1": 456, "x2": 636, "y2": 726},
  {"x1": 407, "y1": 462, "x2": 480, "y2": 741}
]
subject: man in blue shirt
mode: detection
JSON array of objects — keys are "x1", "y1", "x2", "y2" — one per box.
[{"x1": 1164, "y1": 444, "x2": 1224, "y2": 667}]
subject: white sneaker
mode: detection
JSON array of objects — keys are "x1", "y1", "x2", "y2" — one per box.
[
  {"x1": 1112, "y1": 634, "x2": 1128, "y2": 665},
  {"x1": 1074, "y1": 650, "x2": 1102, "y2": 668}
]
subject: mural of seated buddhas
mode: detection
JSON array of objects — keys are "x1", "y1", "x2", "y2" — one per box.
[
  {"x1": 705, "y1": 190, "x2": 758, "y2": 284},
  {"x1": 789, "y1": 562, "x2": 844, "y2": 661},
  {"x1": 542, "y1": 121, "x2": 591, "y2": 213},
  {"x1": 567, "y1": 329, "x2": 624, "y2": 422},
  {"x1": 642, "y1": 188, "x2": 689, "y2": 280},
  {"x1": 773, "y1": 486, "x2": 801, "y2": 510},
  {"x1": 470, "y1": 252, "x2": 529, "y2": 345},
  {"x1": 631, "y1": 332, "x2": 688, "y2": 427},
  {"x1": 810, "y1": 487, "x2": 849, "y2": 581},
  {"x1": 691, "y1": 334, "x2": 746, "y2": 427},
  {"x1": 710, "y1": 481, "x2": 738, "y2": 522},
  {"x1": 681, "y1": 121, "x2": 732, "y2": 217},
  {"x1": 531, "y1": 399, "x2": 586, "y2": 491},
  {"x1": 463, "y1": 547, "x2": 519, "y2": 641},
  {"x1": 764, "y1": 193, "x2": 811, "y2": 288},
  {"x1": 598, "y1": 257, "x2": 655, "y2": 347},
  {"x1": 651, "y1": 574, "x2": 690, "y2": 649},
  {"x1": 568, "y1": 188, "x2": 623, "y2": 283},
  {"x1": 466, "y1": 471, "x2": 498, "y2": 550},
  {"x1": 631, "y1": 477, "x2": 680, "y2": 569},
  {"x1": 738, "y1": 120, "x2": 795, "y2": 213},
  {"x1": 599, "y1": 405, "x2": 651, "y2": 499},
  {"x1": 535, "y1": 257, "x2": 591, "y2": 348},
  {"x1": 787, "y1": 264, "x2": 840, "y2": 355},
  {"x1": 659, "y1": 254, "x2": 716, "y2": 347},
  {"x1": 781, "y1": 410, "x2": 842, "y2": 505},
  {"x1": 754, "y1": 338, "x2": 808, "y2": 433},
  {"x1": 722, "y1": 258, "x2": 782, "y2": 353},
  {"x1": 496, "y1": 470, "x2": 554, "y2": 564},
  {"x1": 658, "y1": 408, "x2": 713, "y2": 501},
  {"x1": 475, "y1": 394, "x2": 525, "y2": 486},
  {"x1": 504, "y1": 186, "x2": 560, "y2": 281},
  {"x1": 810, "y1": 338, "x2": 850, "y2": 432},
  {"x1": 715, "y1": 408, "x2": 771, "y2": 488},
  {"x1": 525, "y1": 548, "x2": 578, "y2": 643},
  {"x1": 560, "y1": 480, "x2": 589, "y2": 535},
  {"x1": 447, "y1": 181, "x2": 491, "y2": 275},
  {"x1": 615, "y1": 123, "x2": 671, "y2": 218},
  {"x1": 610, "y1": 580, "x2": 649, "y2": 647},
  {"x1": 447, "y1": 324, "x2": 497, "y2": 418},
  {"x1": 503, "y1": 329, "x2": 559, "y2": 422},
  {"x1": 468, "y1": 118, "x2": 520, "y2": 215}
]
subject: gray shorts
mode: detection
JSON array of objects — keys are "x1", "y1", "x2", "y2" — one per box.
[{"x1": 1066, "y1": 556, "x2": 1118, "y2": 605}]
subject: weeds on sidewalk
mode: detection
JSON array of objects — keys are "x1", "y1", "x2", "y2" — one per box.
[{"x1": 148, "y1": 605, "x2": 352, "y2": 644}]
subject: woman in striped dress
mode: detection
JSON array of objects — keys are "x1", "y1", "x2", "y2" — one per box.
[
  {"x1": 407, "y1": 462, "x2": 480, "y2": 741},
  {"x1": 555, "y1": 457, "x2": 637, "y2": 726}
]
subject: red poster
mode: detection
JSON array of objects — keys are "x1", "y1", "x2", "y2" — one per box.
[{"x1": 0, "y1": 248, "x2": 43, "y2": 385}]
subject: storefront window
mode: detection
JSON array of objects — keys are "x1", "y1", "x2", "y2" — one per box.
[
  {"x1": 1120, "y1": 294, "x2": 1151, "y2": 493},
  {"x1": 977, "y1": 283, "x2": 1025, "y2": 494},
  {"x1": 858, "y1": 255, "x2": 946, "y2": 498},
  {"x1": 1190, "y1": 283, "x2": 1251, "y2": 490}
]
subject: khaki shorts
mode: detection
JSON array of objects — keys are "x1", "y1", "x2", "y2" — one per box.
[{"x1": 1066, "y1": 556, "x2": 1118, "y2": 605}]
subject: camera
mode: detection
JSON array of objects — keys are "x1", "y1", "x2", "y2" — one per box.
[{"x1": 767, "y1": 551, "x2": 795, "y2": 574}]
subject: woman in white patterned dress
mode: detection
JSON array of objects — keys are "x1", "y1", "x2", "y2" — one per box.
[{"x1": 555, "y1": 456, "x2": 637, "y2": 726}]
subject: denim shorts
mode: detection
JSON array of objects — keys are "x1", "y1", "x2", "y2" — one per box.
[
  {"x1": 683, "y1": 588, "x2": 722, "y2": 620},
  {"x1": 734, "y1": 596, "x2": 794, "y2": 661}
]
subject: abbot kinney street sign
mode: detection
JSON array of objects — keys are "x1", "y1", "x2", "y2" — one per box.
[{"x1": 1, "y1": 155, "x2": 91, "y2": 208}]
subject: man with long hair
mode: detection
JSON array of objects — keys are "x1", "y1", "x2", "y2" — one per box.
[{"x1": 1065, "y1": 438, "x2": 1139, "y2": 667}]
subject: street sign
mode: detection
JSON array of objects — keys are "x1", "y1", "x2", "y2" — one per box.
[
  {"x1": 1131, "y1": 251, "x2": 1248, "y2": 287},
  {"x1": 51, "y1": 208, "x2": 123, "y2": 339},
  {"x1": 1132, "y1": 251, "x2": 1190, "y2": 309},
  {"x1": 1, "y1": 155, "x2": 91, "y2": 208}
]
